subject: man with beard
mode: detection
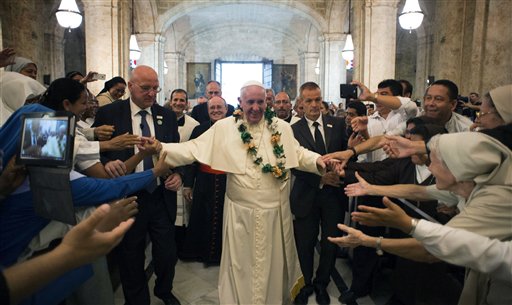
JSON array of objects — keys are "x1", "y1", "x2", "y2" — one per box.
[{"x1": 274, "y1": 91, "x2": 293, "y2": 123}]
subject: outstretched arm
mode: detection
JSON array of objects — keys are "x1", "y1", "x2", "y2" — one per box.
[
  {"x1": 344, "y1": 171, "x2": 432, "y2": 201},
  {"x1": 3, "y1": 203, "x2": 134, "y2": 304}
]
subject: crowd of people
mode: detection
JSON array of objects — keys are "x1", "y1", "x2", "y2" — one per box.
[{"x1": 0, "y1": 46, "x2": 511, "y2": 305}]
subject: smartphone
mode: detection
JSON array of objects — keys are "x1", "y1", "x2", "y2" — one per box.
[
  {"x1": 340, "y1": 84, "x2": 358, "y2": 99},
  {"x1": 92, "y1": 73, "x2": 106, "y2": 80}
]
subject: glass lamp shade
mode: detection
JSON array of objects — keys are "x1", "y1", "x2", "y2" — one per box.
[
  {"x1": 341, "y1": 34, "x2": 354, "y2": 62},
  {"x1": 56, "y1": 0, "x2": 83, "y2": 29},
  {"x1": 129, "y1": 34, "x2": 142, "y2": 61},
  {"x1": 399, "y1": 0, "x2": 424, "y2": 30}
]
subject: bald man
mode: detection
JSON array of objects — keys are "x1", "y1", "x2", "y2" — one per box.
[{"x1": 93, "y1": 65, "x2": 181, "y2": 305}]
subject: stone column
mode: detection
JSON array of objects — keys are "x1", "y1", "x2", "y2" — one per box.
[
  {"x1": 361, "y1": 0, "x2": 400, "y2": 90},
  {"x1": 163, "y1": 51, "x2": 184, "y2": 100},
  {"x1": 321, "y1": 33, "x2": 346, "y2": 105},
  {"x1": 83, "y1": 0, "x2": 126, "y2": 94},
  {"x1": 300, "y1": 51, "x2": 320, "y2": 86},
  {"x1": 137, "y1": 33, "x2": 166, "y2": 105}
]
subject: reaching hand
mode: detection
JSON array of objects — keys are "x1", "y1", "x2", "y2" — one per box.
[
  {"x1": 138, "y1": 137, "x2": 162, "y2": 156},
  {"x1": 97, "y1": 196, "x2": 138, "y2": 232},
  {"x1": 108, "y1": 133, "x2": 142, "y2": 151},
  {"x1": 164, "y1": 172, "x2": 182, "y2": 192},
  {"x1": 58, "y1": 203, "x2": 135, "y2": 266},
  {"x1": 104, "y1": 160, "x2": 127, "y2": 178},
  {"x1": 326, "y1": 159, "x2": 345, "y2": 177},
  {"x1": 0, "y1": 48, "x2": 16, "y2": 68},
  {"x1": 344, "y1": 171, "x2": 373, "y2": 197},
  {"x1": 322, "y1": 150, "x2": 353, "y2": 169},
  {"x1": 351, "y1": 116, "x2": 368, "y2": 133},
  {"x1": 351, "y1": 197, "x2": 412, "y2": 232},
  {"x1": 383, "y1": 135, "x2": 426, "y2": 159},
  {"x1": 327, "y1": 224, "x2": 368, "y2": 248},
  {"x1": 94, "y1": 125, "x2": 115, "y2": 141},
  {"x1": 348, "y1": 132, "x2": 365, "y2": 148},
  {"x1": 152, "y1": 152, "x2": 171, "y2": 177},
  {"x1": 316, "y1": 156, "x2": 326, "y2": 170}
]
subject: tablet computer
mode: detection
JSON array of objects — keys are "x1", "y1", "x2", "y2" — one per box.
[{"x1": 17, "y1": 112, "x2": 75, "y2": 168}]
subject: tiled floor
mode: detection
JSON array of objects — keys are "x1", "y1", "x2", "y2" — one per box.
[{"x1": 114, "y1": 252, "x2": 391, "y2": 305}]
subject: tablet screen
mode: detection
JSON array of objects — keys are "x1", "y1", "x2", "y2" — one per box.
[{"x1": 18, "y1": 112, "x2": 75, "y2": 167}]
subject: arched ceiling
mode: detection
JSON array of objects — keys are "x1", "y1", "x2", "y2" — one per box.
[{"x1": 150, "y1": 1, "x2": 342, "y2": 62}]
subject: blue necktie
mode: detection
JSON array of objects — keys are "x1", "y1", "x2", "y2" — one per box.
[{"x1": 139, "y1": 110, "x2": 157, "y2": 192}]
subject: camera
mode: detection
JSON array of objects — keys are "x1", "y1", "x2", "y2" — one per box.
[{"x1": 340, "y1": 84, "x2": 358, "y2": 99}]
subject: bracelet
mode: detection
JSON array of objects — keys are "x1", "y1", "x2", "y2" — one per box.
[
  {"x1": 348, "y1": 147, "x2": 357, "y2": 157},
  {"x1": 409, "y1": 218, "x2": 419, "y2": 236},
  {"x1": 376, "y1": 236, "x2": 384, "y2": 256}
]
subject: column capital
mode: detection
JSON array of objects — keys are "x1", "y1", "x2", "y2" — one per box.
[
  {"x1": 299, "y1": 51, "x2": 320, "y2": 59},
  {"x1": 164, "y1": 52, "x2": 184, "y2": 61},
  {"x1": 365, "y1": 0, "x2": 400, "y2": 8},
  {"x1": 322, "y1": 33, "x2": 344, "y2": 42}
]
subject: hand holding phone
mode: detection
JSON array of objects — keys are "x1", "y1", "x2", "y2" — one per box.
[
  {"x1": 92, "y1": 73, "x2": 106, "y2": 80},
  {"x1": 340, "y1": 84, "x2": 358, "y2": 99}
]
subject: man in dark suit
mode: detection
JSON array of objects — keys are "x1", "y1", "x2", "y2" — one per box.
[
  {"x1": 290, "y1": 82, "x2": 348, "y2": 305},
  {"x1": 190, "y1": 80, "x2": 234, "y2": 123},
  {"x1": 92, "y1": 66, "x2": 181, "y2": 305}
]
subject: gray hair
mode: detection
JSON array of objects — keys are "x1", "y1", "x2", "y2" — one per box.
[{"x1": 207, "y1": 96, "x2": 228, "y2": 108}]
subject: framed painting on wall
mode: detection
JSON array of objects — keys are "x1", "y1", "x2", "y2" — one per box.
[
  {"x1": 187, "y1": 62, "x2": 211, "y2": 99},
  {"x1": 272, "y1": 64, "x2": 297, "y2": 100}
]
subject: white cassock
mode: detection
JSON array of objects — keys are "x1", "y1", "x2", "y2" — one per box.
[
  {"x1": 175, "y1": 114, "x2": 199, "y2": 227},
  {"x1": 161, "y1": 116, "x2": 322, "y2": 304}
]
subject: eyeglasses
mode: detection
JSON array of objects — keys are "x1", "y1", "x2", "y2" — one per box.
[
  {"x1": 274, "y1": 100, "x2": 290, "y2": 105},
  {"x1": 133, "y1": 83, "x2": 162, "y2": 94},
  {"x1": 476, "y1": 111, "x2": 496, "y2": 118}
]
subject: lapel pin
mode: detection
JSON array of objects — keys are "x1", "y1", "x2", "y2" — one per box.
[
  {"x1": 157, "y1": 120, "x2": 163, "y2": 125},
  {"x1": 156, "y1": 115, "x2": 163, "y2": 120},
  {"x1": 327, "y1": 124, "x2": 333, "y2": 128}
]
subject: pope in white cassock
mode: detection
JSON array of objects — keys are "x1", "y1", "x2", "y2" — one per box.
[{"x1": 160, "y1": 81, "x2": 326, "y2": 304}]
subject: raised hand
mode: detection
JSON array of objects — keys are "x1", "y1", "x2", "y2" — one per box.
[
  {"x1": 351, "y1": 197, "x2": 412, "y2": 232},
  {"x1": 322, "y1": 150, "x2": 353, "y2": 169},
  {"x1": 138, "y1": 137, "x2": 162, "y2": 156},
  {"x1": 0, "y1": 156, "x2": 27, "y2": 198},
  {"x1": 320, "y1": 171, "x2": 342, "y2": 187},
  {"x1": 80, "y1": 71, "x2": 99, "y2": 84},
  {"x1": 97, "y1": 196, "x2": 138, "y2": 232},
  {"x1": 351, "y1": 80, "x2": 373, "y2": 102},
  {"x1": 0, "y1": 48, "x2": 16, "y2": 68},
  {"x1": 60, "y1": 203, "x2": 135, "y2": 266}
]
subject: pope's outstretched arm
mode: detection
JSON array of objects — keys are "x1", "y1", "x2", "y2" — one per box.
[{"x1": 160, "y1": 124, "x2": 216, "y2": 168}]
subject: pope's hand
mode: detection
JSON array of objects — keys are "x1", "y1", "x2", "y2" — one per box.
[{"x1": 316, "y1": 156, "x2": 326, "y2": 170}]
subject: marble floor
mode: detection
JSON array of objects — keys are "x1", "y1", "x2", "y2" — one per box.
[{"x1": 114, "y1": 249, "x2": 393, "y2": 305}]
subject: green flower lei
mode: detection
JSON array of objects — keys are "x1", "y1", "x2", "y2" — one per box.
[{"x1": 233, "y1": 107, "x2": 288, "y2": 180}]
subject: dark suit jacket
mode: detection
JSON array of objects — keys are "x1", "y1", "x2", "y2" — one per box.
[
  {"x1": 290, "y1": 115, "x2": 347, "y2": 217},
  {"x1": 190, "y1": 102, "x2": 235, "y2": 124},
  {"x1": 92, "y1": 99, "x2": 180, "y2": 217}
]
